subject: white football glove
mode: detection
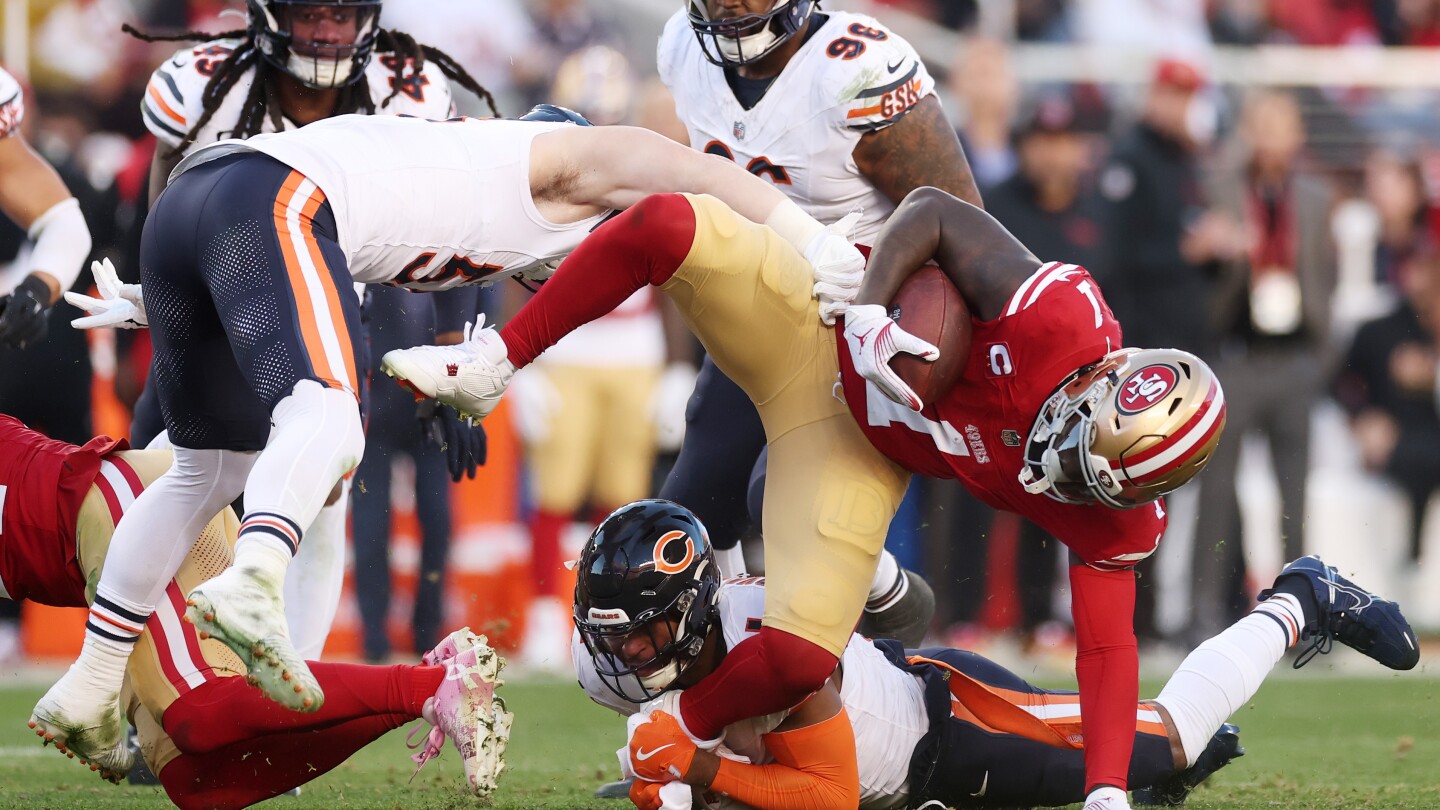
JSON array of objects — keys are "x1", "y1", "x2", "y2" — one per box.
[
  {"x1": 648, "y1": 362, "x2": 697, "y2": 453},
  {"x1": 805, "y1": 212, "x2": 865, "y2": 326},
  {"x1": 507, "y1": 365, "x2": 559, "y2": 443},
  {"x1": 842, "y1": 303, "x2": 939, "y2": 412},
  {"x1": 66, "y1": 258, "x2": 147, "y2": 329}
]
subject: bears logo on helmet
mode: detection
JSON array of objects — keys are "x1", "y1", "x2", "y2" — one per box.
[{"x1": 574, "y1": 500, "x2": 720, "y2": 703}]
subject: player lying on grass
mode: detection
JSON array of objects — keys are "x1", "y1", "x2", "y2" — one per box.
[
  {"x1": 44, "y1": 109, "x2": 867, "y2": 773},
  {"x1": 0, "y1": 415, "x2": 510, "y2": 807},
  {"x1": 571, "y1": 499, "x2": 1421, "y2": 810},
  {"x1": 380, "y1": 185, "x2": 1236, "y2": 809}
]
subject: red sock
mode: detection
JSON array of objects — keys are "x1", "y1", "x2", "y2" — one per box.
[
  {"x1": 530, "y1": 509, "x2": 569, "y2": 598},
  {"x1": 1070, "y1": 564, "x2": 1139, "y2": 793},
  {"x1": 163, "y1": 663, "x2": 444, "y2": 754},
  {"x1": 679, "y1": 627, "x2": 836, "y2": 739},
  {"x1": 159, "y1": 713, "x2": 409, "y2": 810},
  {"x1": 500, "y1": 194, "x2": 696, "y2": 367}
]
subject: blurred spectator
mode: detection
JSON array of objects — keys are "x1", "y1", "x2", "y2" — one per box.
[
  {"x1": 1267, "y1": 0, "x2": 1384, "y2": 46},
  {"x1": 1190, "y1": 88, "x2": 1339, "y2": 644},
  {"x1": 982, "y1": 89, "x2": 1106, "y2": 647},
  {"x1": 1365, "y1": 148, "x2": 1436, "y2": 289},
  {"x1": 1335, "y1": 255, "x2": 1440, "y2": 563},
  {"x1": 1015, "y1": 0, "x2": 1073, "y2": 42},
  {"x1": 1099, "y1": 57, "x2": 1222, "y2": 358},
  {"x1": 350, "y1": 288, "x2": 454, "y2": 664},
  {"x1": 1096, "y1": 57, "x2": 1223, "y2": 641},
  {"x1": 949, "y1": 37, "x2": 1019, "y2": 190}
]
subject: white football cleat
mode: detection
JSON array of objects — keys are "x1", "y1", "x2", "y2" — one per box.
[
  {"x1": 185, "y1": 565, "x2": 323, "y2": 713},
  {"x1": 414, "y1": 642, "x2": 514, "y2": 797},
  {"x1": 1084, "y1": 786, "x2": 1133, "y2": 810},
  {"x1": 381, "y1": 316, "x2": 515, "y2": 423},
  {"x1": 28, "y1": 682, "x2": 134, "y2": 782}
]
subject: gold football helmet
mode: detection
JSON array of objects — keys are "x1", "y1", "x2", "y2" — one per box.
[{"x1": 1019, "y1": 348, "x2": 1226, "y2": 509}]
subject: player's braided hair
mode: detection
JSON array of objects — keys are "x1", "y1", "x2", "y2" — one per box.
[{"x1": 123, "y1": 23, "x2": 501, "y2": 159}]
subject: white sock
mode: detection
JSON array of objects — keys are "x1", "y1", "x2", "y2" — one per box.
[
  {"x1": 714, "y1": 544, "x2": 746, "y2": 579},
  {"x1": 1153, "y1": 593, "x2": 1304, "y2": 765},
  {"x1": 285, "y1": 482, "x2": 350, "y2": 660},
  {"x1": 57, "y1": 635, "x2": 134, "y2": 701},
  {"x1": 866, "y1": 550, "x2": 906, "y2": 612},
  {"x1": 232, "y1": 537, "x2": 294, "y2": 587}
]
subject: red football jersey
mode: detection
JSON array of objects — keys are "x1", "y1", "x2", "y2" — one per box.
[
  {"x1": 0, "y1": 416, "x2": 124, "y2": 606},
  {"x1": 839, "y1": 262, "x2": 1168, "y2": 568}
]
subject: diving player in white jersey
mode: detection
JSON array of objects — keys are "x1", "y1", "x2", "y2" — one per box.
[
  {"x1": 39, "y1": 112, "x2": 869, "y2": 771},
  {"x1": 125, "y1": 0, "x2": 500, "y2": 666},
  {"x1": 0, "y1": 66, "x2": 92, "y2": 349},
  {"x1": 575, "y1": 500, "x2": 1416, "y2": 810},
  {"x1": 653, "y1": 0, "x2": 982, "y2": 647}
]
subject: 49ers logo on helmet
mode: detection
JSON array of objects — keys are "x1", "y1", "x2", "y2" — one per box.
[
  {"x1": 653, "y1": 531, "x2": 696, "y2": 574},
  {"x1": 1116, "y1": 364, "x2": 1178, "y2": 415}
]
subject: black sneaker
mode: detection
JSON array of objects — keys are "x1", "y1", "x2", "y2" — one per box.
[
  {"x1": 124, "y1": 724, "x2": 160, "y2": 786},
  {"x1": 1259, "y1": 555, "x2": 1420, "y2": 670},
  {"x1": 1133, "y1": 723, "x2": 1244, "y2": 806}
]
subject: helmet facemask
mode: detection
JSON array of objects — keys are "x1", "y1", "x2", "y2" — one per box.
[
  {"x1": 1020, "y1": 348, "x2": 1227, "y2": 510},
  {"x1": 573, "y1": 499, "x2": 721, "y2": 704},
  {"x1": 1021, "y1": 356, "x2": 1129, "y2": 508},
  {"x1": 249, "y1": 0, "x2": 382, "y2": 89},
  {"x1": 686, "y1": 0, "x2": 819, "y2": 67},
  {"x1": 576, "y1": 565, "x2": 714, "y2": 702}
]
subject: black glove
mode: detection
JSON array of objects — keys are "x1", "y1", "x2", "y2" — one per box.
[
  {"x1": 418, "y1": 399, "x2": 488, "y2": 482},
  {"x1": 0, "y1": 275, "x2": 52, "y2": 349}
]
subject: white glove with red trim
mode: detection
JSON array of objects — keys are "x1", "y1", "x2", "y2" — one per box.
[{"x1": 842, "y1": 303, "x2": 938, "y2": 412}]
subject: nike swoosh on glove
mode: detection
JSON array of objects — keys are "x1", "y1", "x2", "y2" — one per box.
[
  {"x1": 805, "y1": 211, "x2": 865, "y2": 326},
  {"x1": 842, "y1": 302, "x2": 939, "y2": 411},
  {"x1": 66, "y1": 259, "x2": 147, "y2": 329},
  {"x1": 627, "y1": 710, "x2": 699, "y2": 783}
]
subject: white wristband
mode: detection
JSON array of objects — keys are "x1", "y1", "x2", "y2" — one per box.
[
  {"x1": 26, "y1": 197, "x2": 91, "y2": 293},
  {"x1": 763, "y1": 198, "x2": 825, "y2": 255}
]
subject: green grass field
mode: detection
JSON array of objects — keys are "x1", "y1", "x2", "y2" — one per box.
[{"x1": 0, "y1": 672, "x2": 1436, "y2": 809}]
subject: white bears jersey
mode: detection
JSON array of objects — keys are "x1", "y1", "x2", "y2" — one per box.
[
  {"x1": 173, "y1": 115, "x2": 611, "y2": 291},
  {"x1": 0, "y1": 66, "x2": 23, "y2": 139},
  {"x1": 657, "y1": 11, "x2": 935, "y2": 246},
  {"x1": 141, "y1": 39, "x2": 455, "y2": 154},
  {"x1": 574, "y1": 578, "x2": 927, "y2": 810}
]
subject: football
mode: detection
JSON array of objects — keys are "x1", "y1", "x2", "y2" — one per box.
[{"x1": 888, "y1": 265, "x2": 971, "y2": 406}]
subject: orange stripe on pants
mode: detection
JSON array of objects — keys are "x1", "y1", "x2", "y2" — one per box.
[{"x1": 271, "y1": 171, "x2": 357, "y2": 395}]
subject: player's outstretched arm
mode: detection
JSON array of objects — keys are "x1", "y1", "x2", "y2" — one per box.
[
  {"x1": 536, "y1": 124, "x2": 794, "y2": 226},
  {"x1": 858, "y1": 186, "x2": 1038, "y2": 321}
]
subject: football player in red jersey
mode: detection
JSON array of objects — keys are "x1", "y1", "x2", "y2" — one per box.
[
  {"x1": 0, "y1": 415, "x2": 510, "y2": 804},
  {"x1": 387, "y1": 187, "x2": 1418, "y2": 810}
]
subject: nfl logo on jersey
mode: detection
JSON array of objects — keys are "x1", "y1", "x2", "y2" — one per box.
[{"x1": 733, "y1": 120, "x2": 746, "y2": 140}]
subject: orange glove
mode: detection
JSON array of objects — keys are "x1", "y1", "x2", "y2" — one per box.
[
  {"x1": 628, "y1": 710, "x2": 698, "y2": 783},
  {"x1": 629, "y1": 778, "x2": 666, "y2": 810}
]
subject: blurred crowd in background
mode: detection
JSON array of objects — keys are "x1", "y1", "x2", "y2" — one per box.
[{"x1": 5, "y1": 0, "x2": 1440, "y2": 671}]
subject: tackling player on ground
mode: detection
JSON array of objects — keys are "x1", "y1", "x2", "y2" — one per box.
[
  {"x1": 44, "y1": 113, "x2": 868, "y2": 770},
  {"x1": 0, "y1": 415, "x2": 509, "y2": 805},
  {"x1": 572, "y1": 499, "x2": 1419, "y2": 810},
  {"x1": 0, "y1": 66, "x2": 92, "y2": 349},
  {"x1": 654, "y1": 0, "x2": 984, "y2": 645}
]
